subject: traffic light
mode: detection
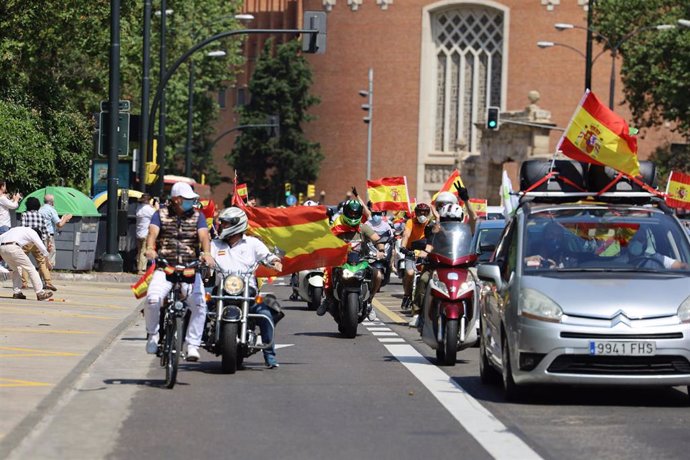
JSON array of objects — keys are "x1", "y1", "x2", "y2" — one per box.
[
  {"x1": 302, "y1": 11, "x2": 327, "y2": 54},
  {"x1": 145, "y1": 162, "x2": 159, "y2": 185},
  {"x1": 486, "y1": 106, "x2": 500, "y2": 130},
  {"x1": 307, "y1": 184, "x2": 316, "y2": 197},
  {"x1": 284, "y1": 182, "x2": 291, "y2": 196}
]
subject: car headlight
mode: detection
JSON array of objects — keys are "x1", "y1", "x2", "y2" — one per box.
[
  {"x1": 519, "y1": 288, "x2": 563, "y2": 323},
  {"x1": 223, "y1": 275, "x2": 244, "y2": 295},
  {"x1": 678, "y1": 295, "x2": 690, "y2": 323}
]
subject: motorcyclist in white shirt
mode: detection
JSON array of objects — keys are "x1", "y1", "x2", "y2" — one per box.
[{"x1": 210, "y1": 207, "x2": 283, "y2": 368}]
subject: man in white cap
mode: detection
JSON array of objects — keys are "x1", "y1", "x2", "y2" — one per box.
[{"x1": 144, "y1": 182, "x2": 214, "y2": 361}]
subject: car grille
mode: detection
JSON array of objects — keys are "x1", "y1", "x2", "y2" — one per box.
[
  {"x1": 547, "y1": 355, "x2": 690, "y2": 375},
  {"x1": 560, "y1": 332, "x2": 684, "y2": 340}
]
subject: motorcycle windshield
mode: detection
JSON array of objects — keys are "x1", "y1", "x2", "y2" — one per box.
[{"x1": 430, "y1": 222, "x2": 473, "y2": 261}]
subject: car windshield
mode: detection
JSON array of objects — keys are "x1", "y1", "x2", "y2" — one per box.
[
  {"x1": 430, "y1": 221, "x2": 473, "y2": 259},
  {"x1": 523, "y1": 208, "x2": 690, "y2": 273}
]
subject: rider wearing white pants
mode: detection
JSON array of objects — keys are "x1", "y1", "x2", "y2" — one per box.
[{"x1": 144, "y1": 182, "x2": 213, "y2": 361}]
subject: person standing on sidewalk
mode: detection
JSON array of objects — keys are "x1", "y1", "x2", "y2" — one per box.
[
  {"x1": 20, "y1": 197, "x2": 56, "y2": 291},
  {"x1": 39, "y1": 193, "x2": 72, "y2": 266},
  {"x1": 0, "y1": 226, "x2": 53, "y2": 300},
  {"x1": 135, "y1": 193, "x2": 157, "y2": 275},
  {"x1": 144, "y1": 182, "x2": 213, "y2": 362},
  {"x1": 0, "y1": 180, "x2": 21, "y2": 235}
]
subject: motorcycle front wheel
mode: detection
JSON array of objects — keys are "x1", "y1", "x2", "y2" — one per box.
[
  {"x1": 436, "y1": 318, "x2": 458, "y2": 367},
  {"x1": 220, "y1": 322, "x2": 239, "y2": 374},
  {"x1": 340, "y1": 292, "x2": 359, "y2": 338},
  {"x1": 308, "y1": 287, "x2": 323, "y2": 311}
]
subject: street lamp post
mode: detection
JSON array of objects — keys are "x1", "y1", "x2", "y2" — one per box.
[
  {"x1": 359, "y1": 68, "x2": 373, "y2": 180},
  {"x1": 553, "y1": 22, "x2": 675, "y2": 109},
  {"x1": 152, "y1": 5, "x2": 172, "y2": 198},
  {"x1": 145, "y1": 28, "x2": 320, "y2": 177},
  {"x1": 137, "y1": 0, "x2": 152, "y2": 192}
]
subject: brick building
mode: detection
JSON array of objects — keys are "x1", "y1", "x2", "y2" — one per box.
[{"x1": 213, "y1": 0, "x2": 684, "y2": 205}]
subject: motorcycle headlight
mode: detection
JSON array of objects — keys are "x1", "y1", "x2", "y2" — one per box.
[
  {"x1": 460, "y1": 280, "x2": 475, "y2": 292},
  {"x1": 341, "y1": 269, "x2": 354, "y2": 279},
  {"x1": 678, "y1": 295, "x2": 690, "y2": 323},
  {"x1": 430, "y1": 272, "x2": 449, "y2": 296},
  {"x1": 223, "y1": 275, "x2": 244, "y2": 295},
  {"x1": 519, "y1": 288, "x2": 563, "y2": 323}
]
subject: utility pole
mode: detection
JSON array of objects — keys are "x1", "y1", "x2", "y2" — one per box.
[
  {"x1": 101, "y1": 0, "x2": 123, "y2": 272},
  {"x1": 153, "y1": 2, "x2": 169, "y2": 198},
  {"x1": 584, "y1": 0, "x2": 593, "y2": 91},
  {"x1": 359, "y1": 68, "x2": 373, "y2": 180},
  {"x1": 137, "y1": 0, "x2": 152, "y2": 191}
]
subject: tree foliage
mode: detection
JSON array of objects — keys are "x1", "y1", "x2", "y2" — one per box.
[
  {"x1": 593, "y1": 0, "x2": 690, "y2": 137},
  {"x1": 227, "y1": 39, "x2": 323, "y2": 205},
  {"x1": 0, "y1": 0, "x2": 246, "y2": 192}
]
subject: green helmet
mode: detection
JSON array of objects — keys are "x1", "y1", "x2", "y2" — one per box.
[{"x1": 342, "y1": 200, "x2": 363, "y2": 226}]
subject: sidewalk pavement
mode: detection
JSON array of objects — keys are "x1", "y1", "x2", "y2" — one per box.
[{"x1": 0, "y1": 273, "x2": 143, "y2": 458}]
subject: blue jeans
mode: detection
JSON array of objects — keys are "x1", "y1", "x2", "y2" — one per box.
[{"x1": 250, "y1": 302, "x2": 277, "y2": 365}]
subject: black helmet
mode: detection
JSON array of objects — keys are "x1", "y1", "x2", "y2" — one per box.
[{"x1": 342, "y1": 200, "x2": 363, "y2": 226}]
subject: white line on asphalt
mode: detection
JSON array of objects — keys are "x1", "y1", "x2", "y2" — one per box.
[
  {"x1": 370, "y1": 331, "x2": 399, "y2": 337},
  {"x1": 382, "y1": 343, "x2": 542, "y2": 460},
  {"x1": 366, "y1": 327, "x2": 392, "y2": 332},
  {"x1": 377, "y1": 337, "x2": 405, "y2": 343}
]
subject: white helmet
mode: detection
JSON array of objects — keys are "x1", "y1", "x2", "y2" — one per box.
[
  {"x1": 303, "y1": 200, "x2": 318, "y2": 206},
  {"x1": 218, "y1": 207, "x2": 248, "y2": 240},
  {"x1": 439, "y1": 203, "x2": 465, "y2": 221},
  {"x1": 435, "y1": 191, "x2": 458, "y2": 210}
]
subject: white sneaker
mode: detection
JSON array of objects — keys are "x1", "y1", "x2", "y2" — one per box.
[
  {"x1": 186, "y1": 344, "x2": 200, "y2": 362},
  {"x1": 146, "y1": 333, "x2": 159, "y2": 354},
  {"x1": 367, "y1": 308, "x2": 377, "y2": 321},
  {"x1": 408, "y1": 314, "x2": 419, "y2": 327}
]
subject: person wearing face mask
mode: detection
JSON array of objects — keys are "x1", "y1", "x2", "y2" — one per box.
[
  {"x1": 524, "y1": 221, "x2": 574, "y2": 269},
  {"x1": 400, "y1": 203, "x2": 433, "y2": 310},
  {"x1": 143, "y1": 182, "x2": 214, "y2": 361}
]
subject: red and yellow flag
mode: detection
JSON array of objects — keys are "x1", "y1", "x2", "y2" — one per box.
[
  {"x1": 232, "y1": 174, "x2": 246, "y2": 209},
  {"x1": 557, "y1": 90, "x2": 640, "y2": 176},
  {"x1": 468, "y1": 198, "x2": 487, "y2": 218},
  {"x1": 366, "y1": 176, "x2": 410, "y2": 212},
  {"x1": 666, "y1": 171, "x2": 690, "y2": 210},
  {"x1": 245, "y1": 206, "x2": 349, "y2": 277},
  {"x1": 131, "y1": 262, "x2": 156, "y2": 299},
  {"x1": 236, "y1": 183, "x2": 248, "y2": 198},
  {"x1": 432, "y1": 169, "x2": 465, "y2": 203}
]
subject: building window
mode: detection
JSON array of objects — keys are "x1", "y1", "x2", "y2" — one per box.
[
  {"x1": 433, "y1": 6, "x2": 504, "y2": 153},
  {"x1": 218, "y1": 88, "x2": 226, "y2": 109},
  {"x1": 236, "y1": 87, "x2": 247, "y2": 107}
]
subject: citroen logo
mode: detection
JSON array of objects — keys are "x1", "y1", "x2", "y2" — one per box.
[{"x1": 610, "y1": 310, "x2": 632, "y2": 327}]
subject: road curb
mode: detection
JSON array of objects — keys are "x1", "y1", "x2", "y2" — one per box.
[
  {"x1": 0, "y1": 300, "x2": 145, "y2": 459},
  {"x1": 50, "y1": 271, "x2": 140, "y2": 283}
]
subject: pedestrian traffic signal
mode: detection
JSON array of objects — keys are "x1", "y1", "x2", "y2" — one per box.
[
  {"x1": 284, "y1": 182, "x2": 291, "y2": 196},
  {"x1": 145, "y1": 162, "x2": 159, "y2": 185},
  {"x1": 486, "y1": 106, "x2": 500, "y2": 130}
]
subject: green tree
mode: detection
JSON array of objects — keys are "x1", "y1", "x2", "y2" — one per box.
[
  {"x1": 648, "y1": 143, "x2": 690, "y2": 184},
  {"x1": 593, "y1": 0, "x2": 690, "y2": 136},
  {"x1": 227, "y1": 39, "x2": 323, "y2": 205}
]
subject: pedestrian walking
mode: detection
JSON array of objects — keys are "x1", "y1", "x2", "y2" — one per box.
[
  {"x1": 0, "y1": 226, "x2": 53, "y2": 300},
  {"x1": 39, "y1": 193, "x2": 72, "y2": 266},
  {"x1": 20, "y1": 197, "x2": 56, "y2": 291},
  {"x1": 135, "y1": 193, "x2": 157, "y2": 275},
  {"x1": 0, "y1": 180, "x2": 21, "y2": 235}
]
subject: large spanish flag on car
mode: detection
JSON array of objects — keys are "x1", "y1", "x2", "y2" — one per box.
[
  {"x1": 557, "y1": 90, "x2": 640, "y2": 176},
  {"x1": 367, "y1": 176, "x2": 411, "y2": 212},
  {"x1": 431, "y1": 169, "x2": 465, "y2": 203},
  {"x1": 245, "y1": 206, "x2": 348, "y2": 277},
  {"x1": 665, "y1": 171, "x2": 690, "y2": 210}
]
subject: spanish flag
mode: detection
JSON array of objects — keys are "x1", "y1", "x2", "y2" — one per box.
[
  {"x1": 245, "y1": 206, "x2": 349, "y2": 277},
  {"x1": 131, "y1": 262, "x2": 156, "y2": 299},
  {"x1": 432, "y1": 169, "x2": 465, "y2": 203},
  {"x1": 236, "y1": 183, "x2": 248, "y2": 199},
  {"x1": 557, "y1": 90, "x2": 640, "y2": 176},
  {"x1": 468, "y1": 198, "x2": 487, "y2": 218},
  {"x1": 665, "y1": 171, "x2": 690, "y2": 210},
  {"x1": 367, "y1": 176, "x2": 411, "y2": 212}
]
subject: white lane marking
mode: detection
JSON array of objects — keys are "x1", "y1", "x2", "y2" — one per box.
[
  {"x1": 371, "y1": 331, "x2": 399, "y2": 337},
  {"x1": 366, "y1": 327, "x2": 392, "y2": 332},
  {"x1": 274, "y1": 344, "x2": 295, "y2": 350},
  {"x1": 377, "y1": 337, "x2": 406, "y2": 343},
  {"x1": 383, "y1": 343, "x2": 542, "y2": 460}
]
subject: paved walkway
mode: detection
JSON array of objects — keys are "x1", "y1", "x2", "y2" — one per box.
[{"x1": 0, "y1": 274, "x2": 142, "y2": 458}]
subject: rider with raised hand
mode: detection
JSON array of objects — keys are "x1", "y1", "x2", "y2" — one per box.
[
  {"x1": 211, "y1": 207, "x2": 284, "y2": 368},
  {"x1": 316, "y1": 197, "x2": 384, "y2": 319},
  {"x1": 144, "y1": 182, "x2": 214, "y2": 362}
]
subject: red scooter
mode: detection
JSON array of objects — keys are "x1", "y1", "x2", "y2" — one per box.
[{"x1": 418, "y1": 221, "x2": 478, "y2": 366}]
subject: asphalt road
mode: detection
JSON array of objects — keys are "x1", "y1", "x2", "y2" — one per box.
[{"x1": 9, "y1": 276, "x2": 690, "y2": 460}]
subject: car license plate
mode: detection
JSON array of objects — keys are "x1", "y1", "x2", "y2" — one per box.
[{"x1": 589, "y1": 341, "x2": 656, "y2": 356}]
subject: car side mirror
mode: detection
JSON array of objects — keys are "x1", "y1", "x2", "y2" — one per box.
[
  {"x1": 410, "y1": 239, "x2": 427, "y2": 250},
  {"x1": 477, "y1": 263, "x2": 503, "y2": 291}
]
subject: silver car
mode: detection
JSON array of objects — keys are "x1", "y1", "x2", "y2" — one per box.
[{"x1": 477, "y1": 200, "x2": 690, "y2": 400}]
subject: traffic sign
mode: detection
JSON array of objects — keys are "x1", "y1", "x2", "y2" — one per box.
[
  {"x1": 100, "y1": 100, "x2": 131, "y2": 112},
  {"x1": 98, "y1": 111, "x2": 131, "y2": 157},
  {"x1": 286, "y1": 194, "x2": 297, "y2": 206}
]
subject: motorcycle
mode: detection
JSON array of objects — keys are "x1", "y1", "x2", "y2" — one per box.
[
  {"x1": 419, "y1": 221, "x2": 478, "y2": 366},
  {"x1": 291, "y1": 267, "x2": 325, "y2": 310},
  {"x1": 203, "y1": 257, "x2": 283, "y2": 374},
  {"x1": 328, "y1": 241, "x2": 375, "y2": 338},
  {"x1": 370, "y1": 234, "x2": 393, "y2": 287}
]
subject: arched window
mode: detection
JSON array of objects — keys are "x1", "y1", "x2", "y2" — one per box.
[{"x1": 433, "y1": 6, "x2": 504, "y2": 153}]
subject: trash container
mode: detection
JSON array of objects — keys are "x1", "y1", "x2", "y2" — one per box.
[
  {"x1": 93, "y1": 189, "x2": 143, "y2": 272},
  {"x1": 18, "y1": 187, "x2": 101, "y2": 271}
]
